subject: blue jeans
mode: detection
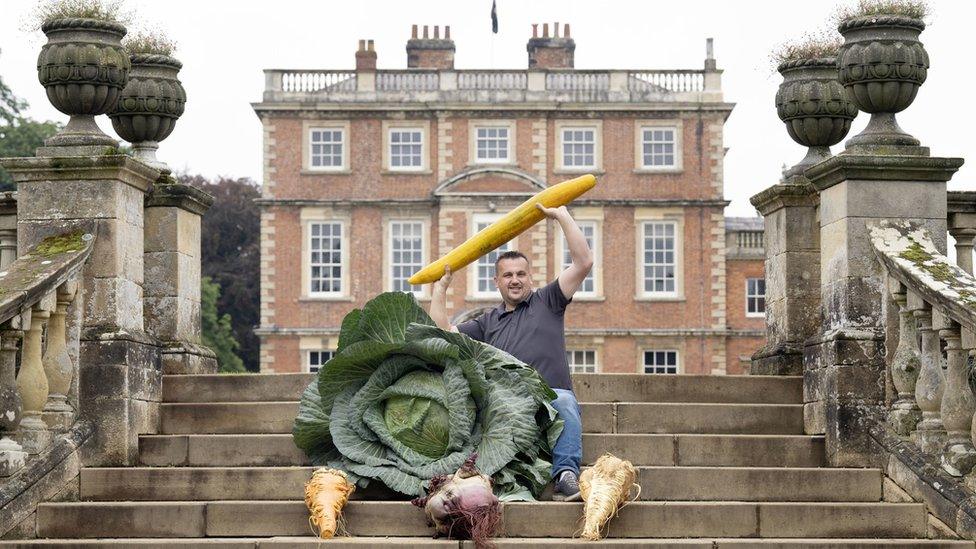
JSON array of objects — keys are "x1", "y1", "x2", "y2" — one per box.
[{"x1": 550, "y1": 388, "x2": 582, "y2": 478}]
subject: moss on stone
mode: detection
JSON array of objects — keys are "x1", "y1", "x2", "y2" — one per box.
[
  {"x1": 33, "y1": 230, "x2": 86, "y2": 257},
  {"x1": 925, "y1": 262, "x2": 955, "y2": 283},
  {"x1": 899, "y1": 242, "x2": 933, "y2": 264}
]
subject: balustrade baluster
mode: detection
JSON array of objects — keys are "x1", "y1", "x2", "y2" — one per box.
[
  {"x1": 912, "y1": 303, "x2": 948, "y2": 454},
  {"x1": 889, "y1": 285, "x2": 923, "y2": 436},
  {"x1": 939, "y1": 315, "x2": 976, "y2": 475},
  {"x1": 0, "y1": 321, "x2": 26, "y2": 476},
  {"x1": 16, "y1": 302, "x2": 52, "y2": 454},
  {"x1": 42, "y1": 281, "x2": 78, "y2": 432},
  {"x1": 951, "y1": 229, "x2": 975, "y2": 275}
]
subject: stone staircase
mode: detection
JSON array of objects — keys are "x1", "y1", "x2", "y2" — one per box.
[{"x1": 4, "y1": 373, "x2": 973, "y2": 548}]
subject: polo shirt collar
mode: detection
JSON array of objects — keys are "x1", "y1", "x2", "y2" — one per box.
[{"x1": 497, "y1": 290, "x2": 535, "y2": 316}]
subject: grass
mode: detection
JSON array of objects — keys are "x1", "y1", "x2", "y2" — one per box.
[
  {"x1": 30, "y1": 0, "x2": 132, "y2": 28},
  {"x1": 770, "y1": 32, "x2": 843, "y2": 69},
  {"x1": 836, "y1": 0, "x2": 929, "y2": 22},
  {"x1": 123, "y1": 30, "x2": 177, "y2": 56}
]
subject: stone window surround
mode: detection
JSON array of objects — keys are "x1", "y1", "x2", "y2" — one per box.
[
  {"x1": 302, "y1": 120, "x2": 351, "y2": 173},
  {"x1": 468, "y1": 212, "x2": 510, "y2": 300},
  {"x1": 566, "y1": 348, "x2": 599, "y2": 374},
  {"x1": 300, "y1": 207, "x2": 352, "y2": 301},
  {"x1": 468, "y1": 119, "x2": 516, "y2": 166},
  {"x1": 746, "y1": 276, "x2": 766, "y2": 318},
  {"x1": 554, "y1": 120, "x2": 603, "y2": 174},
  {"x1": 634, "y1": 118, "x2": 684, "y2": 173},
  {"x1": 299, "y1": 335, "x2": 339, "y2": 373},
  {"x1": 382, "y1": 120, "x2": 431, "y2": 174},
  {"x1": 383, "y1": 215, "x2": 431, "y2": 299},
  {"x1": 553, "y1": 207, "x2": 603, "y2": 301},
  {"x1": 634, "y1": 208, "x2": 685, "y2": 301},
  {"x1": 640, "y1": 348, "x2": 680, "y2": 375}
]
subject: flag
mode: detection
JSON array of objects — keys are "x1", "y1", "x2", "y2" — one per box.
[{"x1": 491, "y1": 0, "x2": 498, "y2": 33}]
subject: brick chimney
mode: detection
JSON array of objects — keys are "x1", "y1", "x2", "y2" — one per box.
[
  {"x1": 406, "y1": 24, "x2": 455, "y2": 69},
  {"x1": 355, "y1": 39, "x2": 376, "y2": 71},
  {"x1": 527, "y1": 22, "x2": 575, "y2": 69}
]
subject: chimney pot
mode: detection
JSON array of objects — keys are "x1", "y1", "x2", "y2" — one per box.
[
  {"x1": 412, "y1": 24, "x2": 418, "y2": 39},
  {"x1": 445, "y1": 25, "x2": 451, "y2": 39},
  {"x1": 367, "y1": 39, "x2": 374, "y2": 51},
  {"x1": 434, "y1": 25, "x2": 440, "y2": 39},
  {"x1": 358, "y1": 39, "x2": 365, "y2": 51},
  {"x1": 543, "y1": 23, "x2": 549, "y2": 38},
  {"x1": 564, "y1": 23, "x2": 570, "y2": 37},
  {"x1": 554, "y1": 22, "x2": 560, "y2": 38},
  {"x1": 423, "y1": 25, "x2": 429, "y2": 39},
  {"x1": 532, "y1": 23, "x2": 538, "y2": 38}
]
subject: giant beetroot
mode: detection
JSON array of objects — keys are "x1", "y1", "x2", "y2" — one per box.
[{"x1": 293, "y1": 292, "x2": 563, "y2": 500}]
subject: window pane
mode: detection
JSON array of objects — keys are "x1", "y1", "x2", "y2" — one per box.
[
  {"x1": 642, "y1": 222, "x2": 676, "y2": 295},
  {"x1": 391, "y1": 221, "x2": 425, "y2": 294},
  {"x1": 390, "y1": 130, "x2": 423, "y2": 169},
  {"x1": 641, "y1": 126, "x2": 677, "y2": 168},
  {"x1": 310, "y1": 222, "x2": 342, "y2": 294},
  {"x1": 562, "y1": 126, "x2": 597, "y2": 168},
  {"x1": 310, "y1": 128, "x2": 344, "y2": 169},
  {"x1": 475, "y1": 126, "x2": 509, "y2": 162}
]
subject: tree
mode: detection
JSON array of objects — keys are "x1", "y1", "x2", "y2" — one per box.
[
  {"x1": 0, "y1": 50, "x2": 62, "y2": 188},
  {"x1": 201, "y1": 276, "x2": 245, "y2": 373},
  {"x1": 180, "y1": 173, "x2": 261, "y2": 372}
]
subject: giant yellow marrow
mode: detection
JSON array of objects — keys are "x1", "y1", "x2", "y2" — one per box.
[{"x1": 408, "y1": 174, "x2": 597, "y2": 285}]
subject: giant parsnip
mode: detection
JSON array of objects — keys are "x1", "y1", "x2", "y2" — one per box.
[{"x1": 408, "y1": 174, "x2": 597, "y2": 285}]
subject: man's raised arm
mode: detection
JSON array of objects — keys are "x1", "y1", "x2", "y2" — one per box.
[
  {"x1": 536, "y1": 204, "x2": 594, "y2": 300},
  {"x1": 429, "y1": 266, "x2": 457, "y2": 332}
]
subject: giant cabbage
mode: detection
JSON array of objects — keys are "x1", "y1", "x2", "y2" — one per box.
[{"x1": 293, "y1": 292, "x2": 563, "y2": 500}]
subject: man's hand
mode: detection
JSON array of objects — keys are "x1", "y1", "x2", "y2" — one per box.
[
  {"x1": 536, "y1": 203, "x2": 569, "y2": 220},
  {"x1": 432, "y1": 265, "x2": 453, "y2": 295}
]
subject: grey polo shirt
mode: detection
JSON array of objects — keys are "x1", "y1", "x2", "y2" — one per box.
[{"x1": 457, "y1": 278, "x2": 573, "y2": 390}]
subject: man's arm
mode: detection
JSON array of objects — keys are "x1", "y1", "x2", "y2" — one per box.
[
  {"x1": 429, "y1": 266, "x2": 459, "y2": 332},
  {"x1": 536, "y1": 204, "x2": 594, "y2": 300}
]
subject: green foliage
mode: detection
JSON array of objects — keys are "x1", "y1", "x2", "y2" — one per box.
[
  {"x1": 29, "y1": 0, "x2": 131, "y2": 28},
  {"x1": 179, "y1": 173, "x2": 260, "y2": 372},
  {"x1": 201, "y1": 276, "x2": 245, "y2": 373},
  {"x1": 123, "y1": 30, "x2": 177, "y2": 56},
  {"x1": 293, "y1": 292, "x2": 563, "y2": 501},
  {"x1": 0, "y1": 52, "x2": 63, "y2": 190},
  {"x1": 836, "y1": 0, "x2": 929, "y2": 22}
]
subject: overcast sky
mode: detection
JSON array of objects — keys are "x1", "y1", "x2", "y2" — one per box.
[{"x1": 1, "y1": 0, "x2": 973, "y2": 216}]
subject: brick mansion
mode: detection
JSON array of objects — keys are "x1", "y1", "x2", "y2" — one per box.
[{"x1": 252, "y1": 23, "x2": 765, "y2": 375}]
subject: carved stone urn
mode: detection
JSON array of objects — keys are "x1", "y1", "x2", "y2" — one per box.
[
  {"x1": 775, "y1": 58, "x2": 858, "y2": 177},
  {"x1": 36, "y1": 18, "x2": 130, "y2": 148},
  {"x1": 109, "y1": 53, "x2": 186, "y2": 170},
  {"x1": 837, "y1": 15, "x2": 929, "y2": 152}
]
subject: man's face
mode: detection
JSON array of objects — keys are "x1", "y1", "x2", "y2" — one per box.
[{"x1": 494, "y1": 257, "x2": 532, "y2": 304}]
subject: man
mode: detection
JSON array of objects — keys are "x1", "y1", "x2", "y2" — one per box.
[{"x1": 428, "y1": 204, "x2": 593, "y2": 501}]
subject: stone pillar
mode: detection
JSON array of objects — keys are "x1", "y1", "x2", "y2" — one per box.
[
  {"x1": 948, "y1": 191, "x2": 976, "y2": 275},
  {"x1": 3, "y1": 154, "x2": 162, "y2": 466},
  {"x1": 42, "y1": 280, "x2": 79, "y2": 432},
  {"x1": 804, "y1": 154, "x2": 961, "y2": 466},
  {"x1": 913, "y1": 306, "x2": 946, "y2": 454},
  {"x1": 0, "y1": 321, "x2": 26, "y2": 476},
  {"x1": 0, "y1": 192, "x2": 17, "y2": 268},
  {"x1": 144, "y1": 182, "x2": 217, "y2": 374},
  {"x1": 749, "y1": 182, "x2": 821, "y2": 377},
  {"x1": 938, "y1": 316, "x2": 976, "y2": 476}
]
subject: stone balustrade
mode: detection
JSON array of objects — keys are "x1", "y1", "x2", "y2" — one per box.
[
  {"x1": 0, "y1": 231, "x2": 92, "y2": 477},
  {"x1": 260, "y1": 67, "x2": 721, "y2": 104},
  {"x1": 871, "y1": 224, "x2": 976, "y2": 480}
]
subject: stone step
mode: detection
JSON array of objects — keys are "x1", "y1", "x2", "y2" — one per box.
[
  {"x1": 139, "y1": 433, "x2": 826, "y2": 468},
  {"x1": 6, "y1": 539, "x2": 973, "y2": 548},
  {"x1": 78, "y1": 466, "x2": 880, "y2": 502},
  {"x1": 161, "y1": 373, "x2": 803, "y2": 404},
  {"x1": 158, "y1": 402, "x2": 804, "y2": 435},
  {"x1": 35, "y1": 501, "x2": 928, "y2": 539}
]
